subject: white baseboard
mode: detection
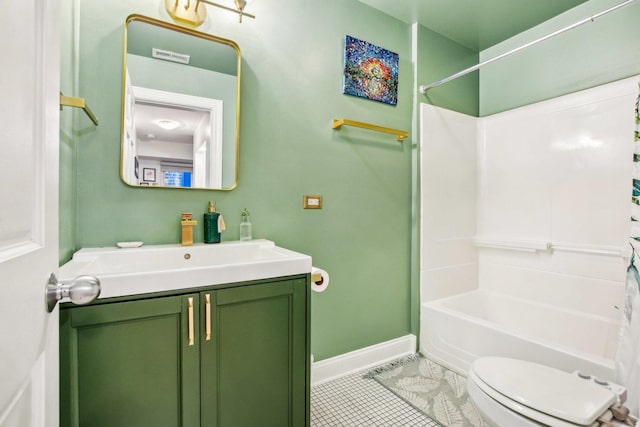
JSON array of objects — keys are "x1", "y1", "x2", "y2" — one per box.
[{"x1": 311, "y1": 334, "x2": 417, "y2": 386}]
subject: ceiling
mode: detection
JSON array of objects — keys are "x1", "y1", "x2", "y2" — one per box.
[
  {"x1": 135, "y1": 102, "x2": 209, "y2": 145},
  {"x1": 358, "y1": 0, "x2": 589, "y2": 51}
]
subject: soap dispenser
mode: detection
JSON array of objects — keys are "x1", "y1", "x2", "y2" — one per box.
[
  {"x1": 239, "y1": 208, "x2": 252, "y2": 241},
  {"x1": 203, "y1": 201, "x2": 224, "y2": 244}
]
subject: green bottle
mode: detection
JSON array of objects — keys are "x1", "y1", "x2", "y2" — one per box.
[{"x1": 203, "y1": 201, "x2": 221, "y2": 244}]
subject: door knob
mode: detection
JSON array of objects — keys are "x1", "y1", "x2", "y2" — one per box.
[{"x1": 46, "y1": 273, "x2": 101, "y2": 312}]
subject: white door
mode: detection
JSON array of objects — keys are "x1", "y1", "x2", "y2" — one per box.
[{"x1": 0, "y1": 0, "x2": 60, "y2": 425}]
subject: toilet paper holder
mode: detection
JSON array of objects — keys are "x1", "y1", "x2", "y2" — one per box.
[{"x1": 310, "y1": 267, "x2": 330, "y2": 293}]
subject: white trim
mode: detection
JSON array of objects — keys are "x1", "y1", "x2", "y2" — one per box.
[
  {"x1": 0, "y1": 241, "x2": 41, "y2": 264},
  {"x1": 311, "y1": 334, "x2": 416, "y2": 386},
  {"x1": 132, "y1": 85, "x2": 222, "y2": 113}
]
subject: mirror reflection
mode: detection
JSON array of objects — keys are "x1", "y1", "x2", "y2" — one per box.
[{"x1": 121, "y1": 15, "x2": 240, "y2": 190}]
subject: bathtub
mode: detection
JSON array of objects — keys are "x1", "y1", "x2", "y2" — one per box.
[{"x1": 420, "y1": 289, "x2": 619, "y2": 381}]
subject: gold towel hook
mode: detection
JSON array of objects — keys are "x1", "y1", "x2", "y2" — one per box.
[{"x1": 60, "y1": 93, "x2": 99, "y2": 126}]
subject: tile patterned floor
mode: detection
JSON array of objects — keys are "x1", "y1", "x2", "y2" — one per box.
[{"x1": 310, "y1": 365, "x2": 440, "y2": 427}]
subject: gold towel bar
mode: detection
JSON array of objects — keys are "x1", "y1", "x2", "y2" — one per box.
[
  {"x1": 332, "y1": 118, "x2": 408, "y2": 142},
  {"x1": 60, "y1": 94, "x2": 99, "y2": 126}
]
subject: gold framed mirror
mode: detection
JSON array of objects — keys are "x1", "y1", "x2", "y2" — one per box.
[{"x1": 121, "y1": 14, "x2": 240, "y2": 190}]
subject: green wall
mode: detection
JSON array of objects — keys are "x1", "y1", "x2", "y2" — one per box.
[
  {"x1": 65, "y1": 0, "x2": 416, "y2": 361},
  {"x1": 61, "y1": 0, "x2": 639, "y2": 362},
  {"x1": 59, "y1": 0, "x2": 78, "y2": 264},
  {"x1": 479, "y1": 0, "x2": 640, "y2": 115},
  {"x1": 415, "y1": 25, "x2": 479, "y2": 117}
]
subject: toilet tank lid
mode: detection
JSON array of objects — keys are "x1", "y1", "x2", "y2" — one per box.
[{"x1": 471, "y1": 357, "x2": 616, "y2": 426}]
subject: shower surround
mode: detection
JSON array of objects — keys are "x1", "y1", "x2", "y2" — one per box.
[{"x1": 419, "y1": 76, "x2": 638, "y2": 377}]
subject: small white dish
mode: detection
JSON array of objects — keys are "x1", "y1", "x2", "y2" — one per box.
[{"x1": 116, "y1": 241, "x2": 144, "y2": 249}]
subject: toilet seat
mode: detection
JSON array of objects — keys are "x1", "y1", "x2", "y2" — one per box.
[
  {"x1": 470, "y1": 357, "x2": 616, "y2": 427},
  {"x1": 470, "y1": 369, "x2": 599, "y2": 427}
]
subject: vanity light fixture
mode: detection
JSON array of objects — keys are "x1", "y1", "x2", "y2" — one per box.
[{"x1": 165, "y1": 0, "x2": 255, "y2": 27}]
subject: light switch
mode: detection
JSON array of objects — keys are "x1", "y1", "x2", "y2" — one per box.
[{"x1": 303, "y1": 195, "x2": 323, "y2": 209}]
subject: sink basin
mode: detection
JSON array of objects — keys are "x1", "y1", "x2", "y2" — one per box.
[{"x1": 58, "y1": 239, "x2": 312, "y2": 300}]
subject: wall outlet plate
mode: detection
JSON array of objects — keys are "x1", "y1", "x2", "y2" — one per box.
[{"x1": 303, "y1": 194, "x2": 323, "y2": 209}]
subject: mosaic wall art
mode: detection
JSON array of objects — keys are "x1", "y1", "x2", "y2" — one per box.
[{"x1": 343, "y1": 35, "x2": 399, "y2": 105}]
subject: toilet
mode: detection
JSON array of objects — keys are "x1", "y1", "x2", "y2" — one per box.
[{"x1": 467, "y1": 357, "x2": 619, "y2": 427}]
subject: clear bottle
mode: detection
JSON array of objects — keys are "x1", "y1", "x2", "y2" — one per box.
[{"x1": 239, "y1": 208, "x2": 252, "y2": 241}]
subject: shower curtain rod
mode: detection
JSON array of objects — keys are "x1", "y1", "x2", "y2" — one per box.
[{"x1": 419, "y1": 0, "x2": 638, "y2": 94}]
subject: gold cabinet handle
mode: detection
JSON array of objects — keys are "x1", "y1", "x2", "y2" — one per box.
[
  {"x1": 205, "y1": 294, "x2": 211, "y2": 341},
  {"x1": 188, "y1": 297, "x2": 194, "y2": 346}
]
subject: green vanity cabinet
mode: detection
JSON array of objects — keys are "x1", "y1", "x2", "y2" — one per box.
[
  {"x1": 60, "y1": 276, "x2": 310, "y2": 427},
  {"x1": 59, "y1": 293, "x2": 201, "y2": 426}
]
